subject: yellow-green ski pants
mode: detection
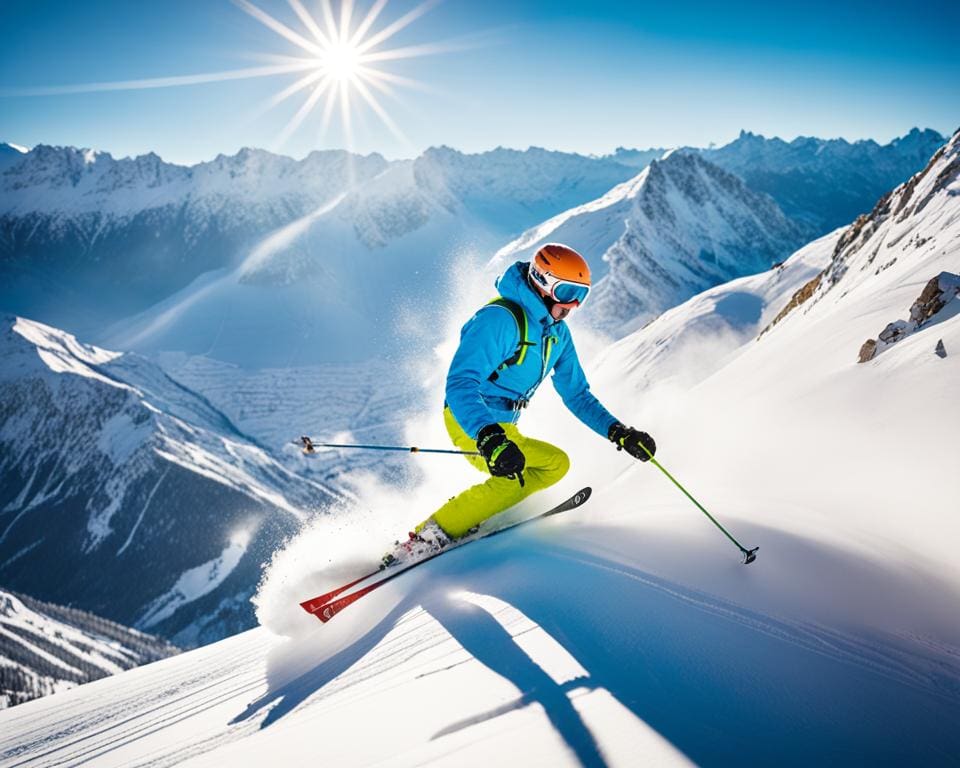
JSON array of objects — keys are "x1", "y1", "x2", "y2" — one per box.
[{"x1": 420, "y1": 407, "x2": 570, "y2": 538}]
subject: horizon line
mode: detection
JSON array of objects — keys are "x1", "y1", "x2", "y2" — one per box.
[{"x1": 3, "y1": 124, "x2": 953, "y2": 169}]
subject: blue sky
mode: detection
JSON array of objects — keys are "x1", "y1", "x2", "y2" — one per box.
[{"x1": 1, "y1": 0, "x2": 957, "y2": 164}]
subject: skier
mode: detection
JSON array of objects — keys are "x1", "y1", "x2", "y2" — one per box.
[{"x1": 384, "y1": 243, "x2": 657, "y2": 565}]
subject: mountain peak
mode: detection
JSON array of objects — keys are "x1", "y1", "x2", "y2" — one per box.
[{"x1": 890, "y1": 126, "x2": 947, "y2": 151}]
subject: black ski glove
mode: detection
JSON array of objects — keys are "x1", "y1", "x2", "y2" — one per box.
[
  {"x1": 608, "y1": 422, "x2": 656, "y2": 462},
  {"x1": 476, "y1": 424, "x2": 526, "y2": 486}
]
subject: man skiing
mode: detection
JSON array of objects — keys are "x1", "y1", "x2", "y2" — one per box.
[{"x1": 385, "y1": 243, "x2": 657, "y2": 565}]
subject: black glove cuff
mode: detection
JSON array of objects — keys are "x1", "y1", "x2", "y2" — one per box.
[{"x1": 477, "y1": 423, "x2": 505, "y2": 442}]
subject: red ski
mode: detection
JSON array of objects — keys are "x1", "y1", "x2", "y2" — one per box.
[{"x1": 300, "y1": 487, "x2": 592, "y2": 623}]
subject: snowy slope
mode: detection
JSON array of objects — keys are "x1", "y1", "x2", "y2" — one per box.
[
  {"x1": 0, "y1": 316, "x2": 340, "y2": 646},
  {"x1": 495, "y1": 151, "x2": 806, "y2": 335},
  {"x1": 0, "y1": 589, "x2": 177, "y2": 708},
  {"x1": 0, "y1": 487, "x2": 956, "y2": 765},
  {"x1": 591, "y1": 230, "x2": 840, "y2": 394},
  {"x1": 157, "y1": 354, "x2": 419, "y2": 477},
  {"x1": 1, "y1": 134, "x2": 958, "y2": 766},
  {"x1": 586, "y1": 128, "x2": 960, "y2": 572}
]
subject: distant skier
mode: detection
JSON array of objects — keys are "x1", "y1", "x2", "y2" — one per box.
[{"x1": 385, "y1": 243, "x2": 656, "y2": 565}]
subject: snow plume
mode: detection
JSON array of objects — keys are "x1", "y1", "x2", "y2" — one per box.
[{"x1": 252, "y1": 249, "x2": 496, "y2": 637}]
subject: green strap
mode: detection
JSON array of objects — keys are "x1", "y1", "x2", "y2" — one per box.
[{"x1": 486, "y1": 297, "x2": 535, "y2": 376}]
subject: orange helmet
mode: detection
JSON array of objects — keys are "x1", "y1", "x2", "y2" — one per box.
[{"x1": 529, "y1": 243, "x2": 592, "y2": 305}]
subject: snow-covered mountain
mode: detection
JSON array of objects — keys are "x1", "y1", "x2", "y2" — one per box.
[
  {"x1": 413, "y1": 145, "x2": 647, "y2": 233},
  {"x1": 95, "y1": 146, "x2": 638, "y2": 367},
  {"x1": 0, "y1": 144, "x2": 637, "y2": 356},
  {"x1": 0, "y1": 145, "x2": 390, "y2": 338},
  {"x1": 0, "y1": 315, "x2": 344, "y2": 646},
  {"x1": 590, "y1": 125, "x2": 960, "y2": 573},
  {"x1": 2, "y1": 132, "x2": 957, "y2": 766},
  {"x1": 0, "y1": 589, "x2": 177, "y2": 708},
  {"x1": 688, "y1": 127, "x2": 946, "y2": 234},
  {"x1": 496, "y1": 150, "x2": 806, "y2": 335}
]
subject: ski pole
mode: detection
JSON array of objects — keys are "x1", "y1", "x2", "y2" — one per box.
[
  {"x1": 638, "y1": 443, "x2": 758, "y2": 565},
  {"x1": 296, "y1": 435, "x2": 480, "y2": 456}
]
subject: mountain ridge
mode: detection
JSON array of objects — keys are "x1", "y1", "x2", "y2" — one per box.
[
  {"x1": 1, "y1": 588, "x2": 178, "y2": 708},
  {"x1": 496, "y1": 150, "x2": 806, "y2": 335},
  {"x1": 0, "y1": 314, "x2": 341, "y2": 646}
]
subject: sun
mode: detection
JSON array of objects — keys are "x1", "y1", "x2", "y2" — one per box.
[
  {"x1": 233, "y1": 0, "x2": 448, "y2": 149},
  {"x1": 322, "y1": 42, "x2": 361, "y2": 83},
  {"x1": 3, "y1": 0, "x2": 456, "y2": 149}
]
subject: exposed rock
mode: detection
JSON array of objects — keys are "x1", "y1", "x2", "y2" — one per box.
[
  {"x1": 801, "y1": 128, "x2": 958, "y2": 313},
  {"x1": 893, "y1": 142, "x2": 947, "y2": 218},
  {"x1": 858, "y1": 339, "x2": 878, "y2": 363},
  {"x1": 758, "y1": 272, "x2": 822, "y2": 337},
  {"x1": 856, "y1": 271, "x2": 960, "y2": 363},
  {"x1": 910, "y1": 272, "x2": 960, "y2": 325},
  {"x1": 878, "y1": 320, "x2": 909, "y2": 344}
]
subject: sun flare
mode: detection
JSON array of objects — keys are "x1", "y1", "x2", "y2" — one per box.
[
  {"x1": 233, "y1": 0, "x2": 446, "y2": 148},
  {"x1": 4, "y1": 1, "x2": 450, "y2": 150},
  {"x1": 322, "y1": 42, "x2": 362, "y2": 82}
]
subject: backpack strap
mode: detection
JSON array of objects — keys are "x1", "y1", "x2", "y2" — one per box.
[{"x1": 485, "y1": 297, "x2": 535, "y2": 381}]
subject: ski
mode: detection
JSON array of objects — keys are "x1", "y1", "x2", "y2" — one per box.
[{"x1": 300, "y1": 486, "x2": 592, "y2": 623}]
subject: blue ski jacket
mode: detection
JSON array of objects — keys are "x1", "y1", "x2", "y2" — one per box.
[{"x1": 445, "y1": 261, "x2": 619, "y2": 440}]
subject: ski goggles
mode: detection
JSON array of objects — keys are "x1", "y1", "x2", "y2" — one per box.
[{"x1": 531, "y1": 268, "x2": 591, "y2": 305}]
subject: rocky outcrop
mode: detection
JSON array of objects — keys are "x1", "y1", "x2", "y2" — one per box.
[
  {"x1": 910, "y1": 273, "x2": 959, "y2": 324},
  {"x1": 857, "y1": 272, "x2": 960, "y2": 363},
  {"x1": 758, "y1": 272, "x2": 822, "y2": 337},
  {"x1": 858, "y1": 339, "x2": 878, "y2": 363}
]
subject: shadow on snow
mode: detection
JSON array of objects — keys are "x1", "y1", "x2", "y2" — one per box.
[{"x1": 233, "y1": 523, "x2": 960, "y2": 766}]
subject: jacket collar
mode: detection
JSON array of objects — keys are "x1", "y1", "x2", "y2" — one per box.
[{"x1": 495, "y1": 261, "x2": 554, "y2": 328}]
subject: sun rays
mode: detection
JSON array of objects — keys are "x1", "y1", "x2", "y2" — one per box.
[
  {"x1": 234, "y1": 0, "x2": 446, "y2": 149},
  {"x1": 2, "y1": 0, "x2": 449, "y2": 151}
]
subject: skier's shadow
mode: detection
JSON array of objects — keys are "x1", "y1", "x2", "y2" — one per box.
[
  {"x1": 421, "y1": 590, "x2": 609, "y2": 767},
  {"x1": 231, "y1": 588, "x2": 609, "y2": 766},
  {"x1": 231, "y1": 524, "x2": 960, "y2": 766}
]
